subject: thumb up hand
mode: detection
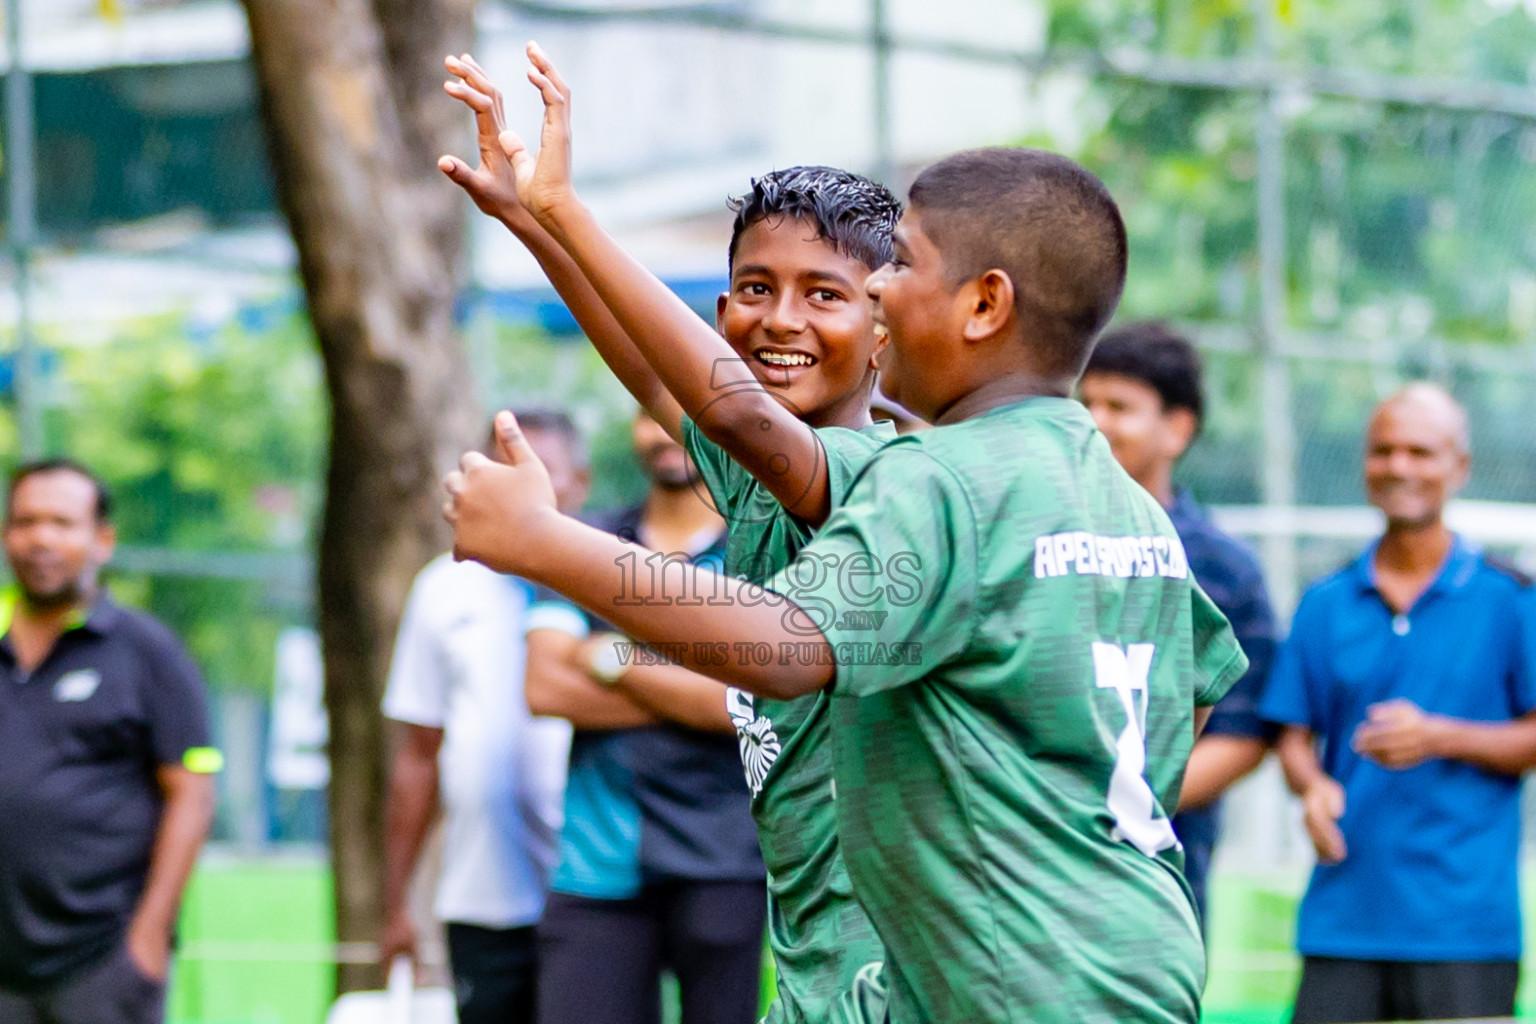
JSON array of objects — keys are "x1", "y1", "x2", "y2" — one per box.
[{"x1": 444, "y1": 411, "x2": 557, "y2": 573}]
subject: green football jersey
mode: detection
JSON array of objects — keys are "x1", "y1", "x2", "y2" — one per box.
[
  {"x1": 681, "y1": 415, "x2": 895, "y2": 1024},
  {"x1": 767, "y1": 398, "x2": 1248, "y2": 1024}
]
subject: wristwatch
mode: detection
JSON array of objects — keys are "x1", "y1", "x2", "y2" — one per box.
[{"x1": 586, "y1": 633, "x2": 630, "y2": 687}]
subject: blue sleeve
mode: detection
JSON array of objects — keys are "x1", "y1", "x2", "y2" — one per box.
[
  {"x1": 1202, "y1": 560, "x2": 1279, "y2": 740},
  {"x1": 1512, "y1": 585, "x2": 1536, "y2": 716},
  {"x1": 1258, "y1": 591, "x2": 1324, "y2": 731}
]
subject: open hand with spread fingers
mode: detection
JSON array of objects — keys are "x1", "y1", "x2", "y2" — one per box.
[
  {"x1": 492, "y1": 42, "x2": 579, "y2": 227},
  {"x1": 438, "y1": 53, "x2": 530, "y2": 225}
]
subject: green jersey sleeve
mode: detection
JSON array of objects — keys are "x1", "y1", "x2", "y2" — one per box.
[
  {"x1": 768, "y1": 443, "x2": 979, "y2": 697},
  {"x1": 680, "y1": 414, "x2": 747, "y2": 523},
  {"x1": 680, "y1": 414, "x2": 896, "y2": 581},
  {"x1": 1192, "y1": 581, "x2": 1249, "y2": 706}
]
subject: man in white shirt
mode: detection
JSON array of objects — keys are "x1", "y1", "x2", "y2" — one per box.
[{"x1": 380, "y1": 410, "x2": 589, "y2": 1024}]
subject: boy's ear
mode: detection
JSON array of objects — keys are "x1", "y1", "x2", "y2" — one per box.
[
  {"x1": 867, "y1": 321, "x2": 890, "y2": 369},
  {"x1": 1163, "y1": 407, "x2": 1199, "y2": 462},
  {"x1": 715, "y1": 293, "x2": 729, "y2": 334},
  {"x1": 961, "y1": 269, "x2": 1016, "y2": 342}
]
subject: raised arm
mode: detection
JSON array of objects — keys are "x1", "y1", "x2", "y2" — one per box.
[
  {"x1": 446, "y1": 416, "x2": 833, "y2": 701},
  {"x1": 495, "y1": 44, "x2": 837, "y2": 524},
  {"x1": 438, "y1": 54, "x2": 682, "y2": 437}
]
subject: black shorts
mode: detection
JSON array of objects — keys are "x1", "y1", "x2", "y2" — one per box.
[
  {"x1": 1292, "y1": 955, "x2": 1519, "y2": 1023},
  {"x1": 446, "y1": 922, "x2": 539, "y2": 1024},
  {"x1": 536, "y1": 879, "x2": 767, "y2": 1024}
]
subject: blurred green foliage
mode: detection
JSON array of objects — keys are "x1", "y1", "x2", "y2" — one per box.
[
  {"x1": 41, "y1": 311, "x2": 324, "y2": 691},
  {"x1": 0, "y1": 309, "x2": 644, "y2": 692},
  {"x1": 1034, "y1": 0, "x2": 1536, "y2": 505}
]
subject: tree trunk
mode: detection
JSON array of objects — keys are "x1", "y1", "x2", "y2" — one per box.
[{"x1": 240, "y1": 0, "x2": 479, "y2": 993}]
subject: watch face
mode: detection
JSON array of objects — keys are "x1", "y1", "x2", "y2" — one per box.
[{"x1": 591, "y1": 635, "x2": 627, "y2": 684}]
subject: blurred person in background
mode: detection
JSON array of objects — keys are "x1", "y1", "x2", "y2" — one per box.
[
  {"x1": 0, "y1": 460, "x2": 218, "y2": 1024},
  {"x1": 523, "y1": 410, "x2": 765, "y2": 1024},
  {"x1": 1260, "y1": 382, "x2": 1536, "y2": 1023},
  {"x1": 1080, "y1": 323, "x2": 1278, "y2": 926},
  {"x1": 380, "y1": 411, "x2": 587, "y2": 1024}
]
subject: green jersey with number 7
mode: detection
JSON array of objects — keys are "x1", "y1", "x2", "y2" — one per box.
[{"x1": 767, "y1": 397, "x2": 1249, "y2": 1024}]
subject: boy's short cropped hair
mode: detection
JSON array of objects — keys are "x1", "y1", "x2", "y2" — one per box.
[
  {"x1": 727, "y1": 166, "x2": 902, "y2": 273},
  {"x1": 1085, "y1": 322, "x2": 1205, "y2": 424},
  {"x1": 907, "y1": 148, "x2": 1127, "y2": 377}
]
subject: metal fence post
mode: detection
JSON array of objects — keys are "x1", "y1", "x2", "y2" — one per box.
[
  {"x1": 1254, "y1": 0, "x2": 1299, "y2": 621},
  {"x1": 4, "y1": 0, "x2": 41, "y2": 457}
]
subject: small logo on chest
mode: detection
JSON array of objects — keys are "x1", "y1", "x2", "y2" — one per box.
[{"x1": 53, "y1": 669, "x2": 102, "y2": 703}]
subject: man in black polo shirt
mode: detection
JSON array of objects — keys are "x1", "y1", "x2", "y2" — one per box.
[{"x1": 0, "y1": 460, "x2": 217, "y2": 1024}]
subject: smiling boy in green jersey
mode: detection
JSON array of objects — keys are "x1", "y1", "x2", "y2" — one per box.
[
  {"x1": 437, "y1": 47, "x2": 896, "y2": 1022},
  {"x1": 444, "y1": 144, "x2": 1249, "y2": 1024}
]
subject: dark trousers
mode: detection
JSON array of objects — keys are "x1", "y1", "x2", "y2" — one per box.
[
  {"x1": 536, "y1": 880, "x2": 767, "y2": 1024},
  {"x1": 0, "y1": 944, "x2": 166, "y2": 1024},
  {"x1": 1292, "y1": 956, "x2": 1520, "y2": 1023},
  {"x1": 446, "y1": 922, "x2": 539, "y2": 1024}
]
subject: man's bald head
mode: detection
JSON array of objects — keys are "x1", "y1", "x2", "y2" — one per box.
[
  {"x1": 1370, "y1": 382, "x2": 1470, "y2": 456},
  {"x1": 1363, "y1": 381, "x2": 1470, "y2": 530}
]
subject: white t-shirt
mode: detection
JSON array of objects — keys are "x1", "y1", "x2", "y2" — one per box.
[{"x1": 382, "y1": 554, "x2": 572, "y2": 928}]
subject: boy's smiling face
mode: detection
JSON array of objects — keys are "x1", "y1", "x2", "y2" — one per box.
[
  {"x1": 867, "y1": 207, "x2": 968, "y2": 422},
  {"x1": 717, "y1": 215, "x2": 883, "y2": 428}
]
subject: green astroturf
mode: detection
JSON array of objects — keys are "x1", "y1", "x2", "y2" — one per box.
[{"x1": 165, "y1": 855, "x2": 1535, "y2": 1023}]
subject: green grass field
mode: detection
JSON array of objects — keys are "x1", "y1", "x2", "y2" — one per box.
[{"x1": 167, "y1": 854, "x2": 1536, "y2": 1023}]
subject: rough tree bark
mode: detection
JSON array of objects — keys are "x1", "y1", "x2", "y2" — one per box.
[{"x1": 241, "y1": 0, "x2": 480, "y2": 993}]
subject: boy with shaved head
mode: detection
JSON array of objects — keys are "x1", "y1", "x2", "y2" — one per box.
[{"x1": 1261, "y1": 382, "x2": 1536, "y2": 1023}]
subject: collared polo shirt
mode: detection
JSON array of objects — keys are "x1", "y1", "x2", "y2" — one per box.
[
  {"x1": 381, "y1": 555, "x2": 571, "y2": 929},
  {"x1": 1259, "y1": 535, "x2": 1536, "y2": 961},
  {"x1": 0, "y1": 592, "x2": 215, "y2": 993}
]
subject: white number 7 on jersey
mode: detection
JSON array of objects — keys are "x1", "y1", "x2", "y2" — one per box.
[{"x1": 1093, "y1": 642, "x2": 1180, "y2": 857}]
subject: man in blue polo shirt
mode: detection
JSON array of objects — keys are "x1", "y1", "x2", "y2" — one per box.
[
  {"x1": 1261, "y1": 382, "x2": 1536, "y2": 1023},
  {"x1": 0, "y1": 460, "x2": 217, "y2": 1024},
  {"x1": 1080, "y1": 322, "x2": 1278, "y2": 925}
]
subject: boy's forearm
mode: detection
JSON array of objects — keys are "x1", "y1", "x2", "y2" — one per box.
[
  {"x1": 513, "y1": 513, "x2": 833, "y2": 701},
  {"x1": 1177, "y1": 734, "x2": 1266, "y2": 812}
]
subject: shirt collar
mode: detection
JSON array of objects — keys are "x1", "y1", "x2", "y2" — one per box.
[
  {"x1": 0, "y1": 587, "x2": 119, "y2": 639},
  {"x1": 1351, "y1": 532, "x2": 1480, "y2": 600}
]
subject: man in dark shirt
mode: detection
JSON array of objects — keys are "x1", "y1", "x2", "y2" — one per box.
[
  {"x1": 0, "y1": 460, "x2": 217, "y2": 1024},
  {"x1": 1080, "y1": 323, "x2": 1278, "y2": 924}
]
